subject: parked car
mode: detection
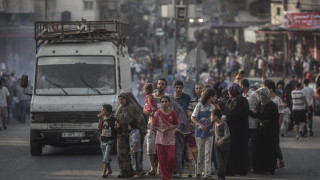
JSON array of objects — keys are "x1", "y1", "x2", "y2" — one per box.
[
  {"x1": 247, "y1": 77, "x2": 263, "y2": 89},
  {"x1": 155, "y1": 28, "x2": 164, "y2": 36},
  {"x1": 133, "y1": 47, "x2": 150, "y2": 62}
]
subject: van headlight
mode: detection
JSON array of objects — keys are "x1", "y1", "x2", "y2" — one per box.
[{"x1": 31, "y1": 113, "x2": 45, "y2": 122}]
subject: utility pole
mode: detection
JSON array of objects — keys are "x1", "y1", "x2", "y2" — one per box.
[{"x1": 174, "y1": 0, "x2": 177, "y2": 72}]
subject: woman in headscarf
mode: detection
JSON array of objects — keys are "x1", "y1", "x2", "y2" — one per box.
[
  {"x1": 252, "y1": 87, "x2": 279, "y2": 174},
  {"x1": 225, "y1": 83, "x2": 250, "y2": 176},
  {"x1": 115, "y1": 92, "x2": 147, "y2": 178},
  {"x1": 169, "y1": 96, "x2": 190, "y2": 178}
]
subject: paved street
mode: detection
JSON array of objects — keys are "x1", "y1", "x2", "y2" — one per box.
[{"x1": 0, "y1": 115, "x2": 320, "y2": 180}]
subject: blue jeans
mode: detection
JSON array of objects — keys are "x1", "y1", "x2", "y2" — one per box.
[
  {"x1": 214, "y1": 143, "x2": 230, "y2": 179},
  {"x1": 101, "y1": 139, "x2": 115, "y2": 163},
  {"x1": 18, "y1": 100, "x2": 29, "y2": 123}
]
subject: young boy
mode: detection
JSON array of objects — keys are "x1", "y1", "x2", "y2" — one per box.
[
  {"x1": 97, "y1": 104, "x2": 116, "y2": 178},
  {"x1": 211, "y1": 109, "x2": 230, "y2": 180},
  {"x1": 187, "y1": 121, "x2": 198, "y2": 178},
  {"x1": 128, "y1": 120, "x2": 143, "y2": 177}
]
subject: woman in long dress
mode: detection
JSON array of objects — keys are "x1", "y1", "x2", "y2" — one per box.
[
  {"x1": 225, "y1": 83, "x2": 250, "y2": 176},
  {"x1": 253, "y1": 87, "x2": 279, "y2": 174},
  {"x1": 115, "y1": 92, "x2": 147, "y2": 178}
]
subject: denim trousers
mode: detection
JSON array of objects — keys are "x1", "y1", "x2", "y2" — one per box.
[
  {"x1": 101, "y1": 139, "x2": 115, "y2": 163},
  {"x1": 214, "y1": 143, "x2": 230, "y2": 179}
]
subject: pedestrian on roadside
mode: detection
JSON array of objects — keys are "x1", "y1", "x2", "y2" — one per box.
[
  {"x1": 172, "y1": 80, "x2": 191, "y2": 178},
  {"x1": 240, "y1": 79, "x2": 259, "y2": 169},
  {"x1": 16, "y1": 78, "x2": 30, "y2": 123},
  {"x1": 252, "y1": 87, "x2": 279, "y2": 174},
  {"x1": 128, "y1": 120, "x2": 143, "y2": 177},
  {"x1": 291, "y1": 83, "x2": 309, "y2": 139},
  {"x1": 225, "y1": 83, "x2": 249, "y2": 176},
  {"x1": 281, "y1": 101, "x2": 291, "y2": 136},
  {"x1": 211, "y1": 94, "x2": 221, "y2": 176},
  {"x1": 211, "y1": 109, "x2": 230, "y2": 180},
  {"x1": 187, "y1": 121, "x2": 198, "y2": 178},
  {"x1": 217, "y1": 89, "x2": 229, "y2": 115},
  {"x1": 0, "y1": 79, "x2": 10, "y2": 130},
  {"x1": 234, "y1": 70, "x2": 246, "y2": 84},
  {"x1": 191, "y1": 88, "x2": 216, "y2": 180},
  {"x1": 115, "y1": 92, "x2": 147, "y2": 178},
  {"x1": 302, "y1": 79, "x2": 315, "y2": 136},
  {"x1": 97, "y1": 104, "x2": 116, "y2": 178},
  {"x1": 264, "y1": 80, "x2": 286, "y2": 168},
  {"x1": 188, "y1": 83, "x2": 203, "y2": 114},
  {"x1": 152, "y1": 96, "x2": 178, "y2": 180},
  {"x1": 144, "y1": 78, "x2": 170, "y2": 175}
]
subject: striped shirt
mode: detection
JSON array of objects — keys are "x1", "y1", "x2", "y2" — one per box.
[{"x1": 291, "y1": 90, "x2": 306, "y2": 111}]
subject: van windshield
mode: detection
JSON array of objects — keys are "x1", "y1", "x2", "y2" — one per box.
[{"x1": 35, "y1": 56, "x2": 116, "y2": 95}]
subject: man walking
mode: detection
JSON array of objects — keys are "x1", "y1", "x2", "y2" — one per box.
[
  {"x1": 0, "y1": 79, "x2": 10, "y2": 130},
  {"x1": 240, "y1": 79, "x2": 258, "y2": 169},
  {"x1": 144, "y1": 78, "x2": 169, "y2": 175},
  {"x1": 172, "y1": 80, "x2": 191, "y2": 178},
  {"x1": 291, "y1": 83, "x2": 309, "y2": 139},
  {"x1": 302, "y1": 79, "x2": 315, "y2": 136}
]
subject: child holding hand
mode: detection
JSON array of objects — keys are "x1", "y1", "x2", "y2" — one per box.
[
  {"x1": 211, "y1": 109, "x2": 230, "y2": 180},
  {"x1": 128, "y1": 120, "x2": 143, "y2": 177},
  {"x1": 97, "y1": 104, "x2": 116, "y2": 178}
]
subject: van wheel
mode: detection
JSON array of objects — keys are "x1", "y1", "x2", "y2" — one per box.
[{"x1": 30, "y1": 129, "x2": 42, "y2": 156}]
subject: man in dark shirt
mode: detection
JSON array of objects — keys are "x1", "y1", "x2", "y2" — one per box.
[
  {"x1": 174, "y1": 80, "x2": 191, "y2": 116},
  {"x1": 172, "y1": 80, "x2": 191, "y2": 178}
]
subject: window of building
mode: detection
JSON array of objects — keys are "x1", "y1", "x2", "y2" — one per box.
[
  {"x1": 277, "y1": 7, "x2": 281, "y2": 16},
  {"x1": 84, "y1": 1, "x2": 94, "y2": 10}
]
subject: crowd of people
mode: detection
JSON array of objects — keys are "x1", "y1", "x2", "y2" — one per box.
[
  {"x1": 0, "y1": 72, "x2": 30, "y2": 130},
  {"x1": 95, "y1": 66, "x2": 319, "y2": 180}
]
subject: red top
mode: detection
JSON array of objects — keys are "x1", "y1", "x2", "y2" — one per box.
[
  {"x1": 152, "y1": 110, "x2": 178, "y2": 145},
  {"x1": 145, "y1": 94, "x2": 157, "y2": 113},
  {"x1": 188, "y1": 127, "x2": 197, "y2": 147}
]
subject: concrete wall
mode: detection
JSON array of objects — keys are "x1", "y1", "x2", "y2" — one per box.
[
  {"x1": 271, "y1": 3, "x2": 283, "y2": 25},
  {"x1": 55, "y1": 0, "x2": 99, "y2": 21}
]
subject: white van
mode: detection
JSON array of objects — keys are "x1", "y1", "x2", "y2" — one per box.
[{"x1": 21, "y1": 21, "x2": 131, "y2": 155}]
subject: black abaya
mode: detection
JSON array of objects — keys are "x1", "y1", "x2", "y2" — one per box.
[
  {"x1": 253, "y1": 101, "x2": 279, "y2": 174},
  {"x1": 225, "y1": 96, "x2": 250, "y2": 175}
]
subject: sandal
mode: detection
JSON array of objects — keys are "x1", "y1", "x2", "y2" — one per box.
[{"x1": 148, "y1": 170, "x2": 156, "y2": 175}]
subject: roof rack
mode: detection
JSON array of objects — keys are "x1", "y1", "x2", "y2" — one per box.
[{"x1": 35, "y1": 19, "x2": 129, "y2": 50}]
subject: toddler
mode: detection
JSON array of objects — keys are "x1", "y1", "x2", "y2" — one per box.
[
  {"x1": 281, "y1": 101, "x2": 291, "y2": 136},
  {"x1": 143, "y1": 83, "x2": 157, "y2": 116}
]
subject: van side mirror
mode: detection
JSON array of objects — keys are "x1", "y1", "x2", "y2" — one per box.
[{"x1": 21, "y1": 75, "x2": 29, "y2": 88}]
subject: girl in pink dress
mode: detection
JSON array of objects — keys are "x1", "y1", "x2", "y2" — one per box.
[
  {"x1": 152, "y1": 96, "x2": 178, "y2": 180},
  {"x1": 143, "y1": 83, "x2": 157, "y2": 116}
]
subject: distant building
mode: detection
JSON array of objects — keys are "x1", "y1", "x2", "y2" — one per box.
[
  {"x1": 0, "y1": 0, "x2": 35, "y2": 76},
  {"x1": 256, "y1": 0, "x2": 320, "y2": 77}
]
